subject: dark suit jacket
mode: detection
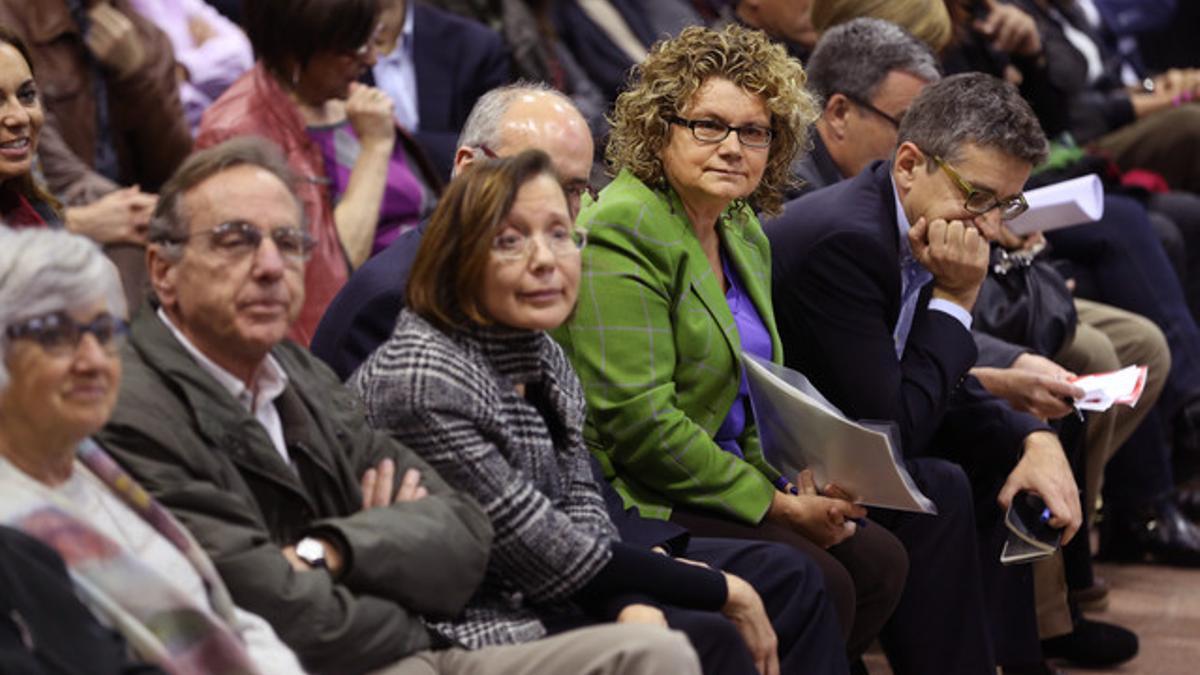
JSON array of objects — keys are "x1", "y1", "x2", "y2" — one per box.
[
  {"x1": 791, "y1": 133, "x2": 1032, "y2": 369},
  {"x1": 764, "y1": 160, "x2": 1045, "y2": 472},
  {"x1": 311, "y1": 225, "x2": 425, "y2": 381},
  {"x1": 790, "y1": 129, "x2": 842, "y2": 200},
  {"x1": 552, "y1": 0, "x2": 657, "y2": 105},
  {"x1": 411, "y1": 2, "x2": 510, "y2": 179}
]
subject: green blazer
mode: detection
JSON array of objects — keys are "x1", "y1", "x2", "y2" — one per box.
[{"x1": 554, "y1": 169, "x2": 785, "y2": 523}]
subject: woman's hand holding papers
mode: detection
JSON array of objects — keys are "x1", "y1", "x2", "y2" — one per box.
[{"x1": 767, "y1": 469, "x2": 866, "y2": 548}]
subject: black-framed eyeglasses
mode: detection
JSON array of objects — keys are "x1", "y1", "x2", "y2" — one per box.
[
  {"x1": 491, "y1": 225, "x2": 588, "y2": 262},
  {"x1": 837, "y1": 92, "x2": 902, "y2": 129},
  {"x1": 5, "y1": 311, "x2": 127, "y2": 356},
  {"x1": 929, "y1": 154, "x2": 1029, "y2": 221},
  {"x1": 666, "y1": 116, "x2": 774, "y2": 148},
  {"x1": 154, "y1": 221, "x2": 316, "y2": 264}
]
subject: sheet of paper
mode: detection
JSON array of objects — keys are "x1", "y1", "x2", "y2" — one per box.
[
  {"x1": 1071, "y1": 365, "x2": 1148, "y2": 412},
  {"x1": 742, "y1": 354, "x2": 936, "y2": 514},
  {"x1": 1007, "y1": 174, "x2": 1105, "y2": 236}
]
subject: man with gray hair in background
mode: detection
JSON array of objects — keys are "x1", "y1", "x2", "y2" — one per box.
[{"x1": 790, "y1": 16, "x2": 941, "y2": 197}]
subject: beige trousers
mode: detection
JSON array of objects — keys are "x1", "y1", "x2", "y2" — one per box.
[
  {"x1": 1055, "y1": 298, "x2": 1169, "y2": 513},
  {"x1": 1035, "y1": 298, "x2": 1169, "y2": 638},
  {"x1": 370, "y1": 624, "x2": 701, "y2": 675}
]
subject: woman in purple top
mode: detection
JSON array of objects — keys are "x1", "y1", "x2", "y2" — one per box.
[
  {"x1": 308, "y1": 119, "x2": 436, "y2": 255},
  {"x1": 713, "y1": 253, "x2": 775, "y2": 461}
]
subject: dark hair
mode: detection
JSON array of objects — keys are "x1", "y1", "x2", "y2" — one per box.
[
  {"x1": 898, "y1": 72, "x2": 1048, "y2": 167},
  {"x1": 242, "y1": 0, "x2": 380, "y2": 78},
  {"x1": 149, "y1": 136, "x2": 302, "y2": 255},
  {"x1": 0, "y1": 27, "x2": 60, "y2": 215},
  {"x1": 806, "y1": 18, "x2": 940, "y2": 105},
  {"x1": 407, "y1": 150, "x2": 560, "y2": 331}
]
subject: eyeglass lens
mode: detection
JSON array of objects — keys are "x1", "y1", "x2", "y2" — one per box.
[
  {"x1": 208, "y1": 221, "x2": 315, "y2": 260},
  {"x1": 492, "y1": 226, "x2": 587, "y2": 259},
  {"x1": 6, "y1": 312, "x2": 127, "y2": 354}
]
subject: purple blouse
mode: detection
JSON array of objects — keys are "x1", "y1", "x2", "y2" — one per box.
[
  {"x1": 713, "y1": 252, "x2": 774, "y2": 459},
  {"x1": 306, "y1": 120, "x2": 434, "y2": 256}
]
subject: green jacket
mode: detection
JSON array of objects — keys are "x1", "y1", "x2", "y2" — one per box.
[
  {"x1": 554, "y1": 170, "x2": 784, "y2": 523},
  {"x1": 96, "y1": 308, "x2": 494, "y2": 675}
]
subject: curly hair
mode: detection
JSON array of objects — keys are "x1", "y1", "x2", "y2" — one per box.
[{"x1": 606, "y1": 24, "x2": 817, "y2": 216}]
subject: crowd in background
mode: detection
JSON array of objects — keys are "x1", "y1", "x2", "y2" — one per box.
[{"x1": 2, "y1": 1, "x2": 1200, "y2": 674}]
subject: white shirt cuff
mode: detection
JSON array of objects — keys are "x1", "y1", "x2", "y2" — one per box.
[{"x1": 928, "y1": 298, "x2": 973, "y2": 331}]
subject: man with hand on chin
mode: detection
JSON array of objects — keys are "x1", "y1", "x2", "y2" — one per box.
[{"x1": 767, "y1": 72, "x2": 1084, "y2": 674}]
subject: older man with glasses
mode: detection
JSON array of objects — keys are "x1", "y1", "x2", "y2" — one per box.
[{"x1": 92, "y1": 135, "x2": 702, "y2": 675}]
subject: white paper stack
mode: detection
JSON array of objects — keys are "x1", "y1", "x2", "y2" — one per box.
[
  {"x1": 1008, "y1": 174, "x2": 1105, "y2": 235},
  {"x1": 742, "y1": 354, "x2": 936, "y2": 514}
]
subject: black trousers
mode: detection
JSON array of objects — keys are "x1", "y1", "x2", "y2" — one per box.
[
  {"x1": 544, "y1": 537, "x2": 850, "y2": 675},
  {"x1": 870, "y1": 457, "x2": 998, "y2": 675},
  {"x1": 677, "y1": 537, "x2": 850, "y2": 675},
  {"x1": 946, "y1": 444, "x2": 1044, "y2": 671},
  {"x1": 670, "y1": 504, "x2": 908, "y2": 661}
]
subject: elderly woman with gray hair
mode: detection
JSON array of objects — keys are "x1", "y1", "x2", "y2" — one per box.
[{"x1": 0, "y1": 226, "x2": 303, "y2": 674}]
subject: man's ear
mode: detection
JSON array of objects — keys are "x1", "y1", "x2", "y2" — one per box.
[
  {"x1": 452, "y1": 146, "x2": 482, "y2": 178},
  {"x1": 146, "y1": 244, "x2": 179, "y2": 310},
  {"x1": 892, "y1": 141, "x2": 924, "y2": 193},
  {"x1": 822, "y1": 94, "x2": 853, "y2": 140}
]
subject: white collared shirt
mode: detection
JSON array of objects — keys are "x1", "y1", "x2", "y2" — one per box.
[
  {"x1": 372, "y1": 1, "x2": 419, "y2": 132},
  {"x1": 158, "y1": 308, "x2": 291, "y2": 464}
]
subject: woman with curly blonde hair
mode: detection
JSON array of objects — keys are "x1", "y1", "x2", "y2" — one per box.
[{"x1": 555, "y1": 24, "x2": 907, "y2": 663}]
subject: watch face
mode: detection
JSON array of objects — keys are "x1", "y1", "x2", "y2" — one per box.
[{"x1": 296, "y1": 538, "x2": 326, "y2": 566}]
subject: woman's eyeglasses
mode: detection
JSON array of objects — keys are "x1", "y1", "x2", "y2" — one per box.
[
  {"x1": 5, "y1": 312, "x2": 128, "y2": 356},
  {"x1": 667, "y1": 116, "x2": 774, "y2": 148},
  {"x1": 491, "y1": 226, "x2": 588, "y2": 261}
]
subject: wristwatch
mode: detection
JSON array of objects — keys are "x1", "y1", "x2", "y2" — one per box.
[{"x1": 295, "y1": 537, "x2": 328, "y2": 569}]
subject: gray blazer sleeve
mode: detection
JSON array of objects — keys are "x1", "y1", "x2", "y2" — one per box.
[{"x1": 972, "y1": 331, "x2": 1030, "y2": 369}]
